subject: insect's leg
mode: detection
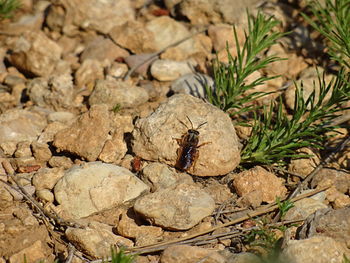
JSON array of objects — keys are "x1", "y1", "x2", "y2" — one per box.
[{"x1": 197, "y1": 141, "x2": 212, "y2": 148}]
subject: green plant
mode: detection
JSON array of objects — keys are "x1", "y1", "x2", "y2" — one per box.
[
  {"x1": 112, "y1": 103, "x2": 121, "y2": 113},
  {"x1": 276, "y1": 198, "x2": 294, "y2": 219},
  {"x1": 302, "y1": 0, "x2": 350, "y2": 69},
  {"x1": 206, "y1": 11, "x2": 286, "y2": 116},
  {"x1": 0, "y1": 0, "x2": 21, "y2": 19},
  {"x1": 241, "y1": 71, "x2": 350, "y2": 165},
  {"x1": 103, "y1": 248, "x2": 136, "y2": 263}
]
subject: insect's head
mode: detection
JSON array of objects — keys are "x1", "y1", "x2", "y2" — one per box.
[{"x1": 185, "y1": 116, "x2": 207, "y2": 131}]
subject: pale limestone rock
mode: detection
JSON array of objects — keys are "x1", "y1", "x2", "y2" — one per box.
[
  {"x1": 9, "y1": 240, "x2": 47, "y2": 263},
  {"x1": 141, "y1": 162, "x2": 193, "y2": 192},
  {"x1": 161, "y1": 245, "x2": 226, "y2": 263},
  {"x1": 233, "y1": 166, "x2": 287, "y2": 206},
  {"x1": 89, "y1": 79, "x2": 149, "y2": 109},
  {"x1": 150, "y1": 59, "x2": 193, "y2": 81},
  {"x1": 32, "y1": 167, "x2": 65, "y2": 190},
  {"x1": 109, "y1": 21, "x2": 156, "y2": 54},
  {"x1": 132, "y1": 94, "x2": 241, "y2": 176},
  {"x1": 283, "y1": 236, "x2": 349, "y2": 263},
  {"x1": 61, "y1": 0, "x2": 135, "y2": 34},
  {"x1": 134, "y1": 183, "x2": 215, "y2": 230},
  {"x1": 27, "y1": 74, "x2": 75, "y2": 110},
  {"x1": 288, "y1": 147, "x2": 320, "y2": 178},
  {"x1": 53, "y1": 104, "x2": 110, "y2": 161},
  {"x1": 80, "y1": 36, "x2": 129, "y2": 63},
  {"x1": 65, "y1": 221, "x2": 133, "y2": 259},
  {"x1": 171, "y1": 73, "x2": 214, "y2": 99},
  {"x1": 74, "y1": 59, "x2": 104, "y2": 89},
  {"x1": 7, "y1": 31, "x2": 62, "y2": 77},
  {"x1": 31, "y1": 142, "x2": 52, "y2": 162},
  {"x1": 0, "y1": 109, "x2": 47, "y2": 145},
  {"x1": 36, "y1": 189, "x2": 54, "y2": 203},
  {"x1": 54, "y1": 162, "x2": 149, "y2": 219},
  {"x1": 284, "y1": 198, "x2": 328, "y2": 221}
]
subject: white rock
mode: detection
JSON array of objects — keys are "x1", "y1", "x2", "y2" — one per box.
[
  {"x1": 283, "y1": 236, "x2": 349, "y2": 263},
  {"x1": 0, "y1": 109, "x2": 47, "y2": 145},
  {"x1": 89, "y1": 79, "x2": 149, "y2": 109},
  {"x1": 132, "y1": 94, "x2": 241, "y2": 176},
  {"x1": 54, "y1": 162, "x2": 149, "y2": 219},
  {"x1": 65, "y1": 221, "x2": 133, "y2": 259},
  {"x1": 171, "y1": 73, "x2": 214, "y2": 99},
  {"x1": 150, "y1": 59, "x2": 193, "y2": 81},
  {"x1": 134, "y1": 183, "x2": 215, "y2": 230}
]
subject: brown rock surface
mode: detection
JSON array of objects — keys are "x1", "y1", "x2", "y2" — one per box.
[{"x1": 53, "y1": 104, "x2": 110, "y2": 161}]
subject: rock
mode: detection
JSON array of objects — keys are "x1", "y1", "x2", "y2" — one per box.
[
  {"x1": 203, "y1": 181, "x2": 233, "y2": 204},
  {"x1": 174, "y1": 0, "x2": 260, "y2": 25},
  {"x1": 36, "y1": 189, "x2": 54, "y2": 203},
  {"x1": 89, "y1": 79, "x2": 149, "y2": 109},
  {"x1": 134, "y1": 183, "x2": 215, "y2": 230},
  {"x1": 47, "y1": 111, "x2": 75, "y2": 124},
  {"x1": 171, "y1": 73, "x2": 214, "y2": 99},
  {"x1": 31, "y1": 142, "x2": 52, "y2": 162},
  {"x1": 150, "y1": 59, "x2": 193, "y2": 81},
  {"x1": 146, "y1": 17, "x2": 211, "y2": 61},
  {"x1": 98, "y1": 115, "x2": 133, "y2": 164},
  {"x1": 14, "y1": 141, "x2": 32, "y2": 158},
  {"x1": 9, "y1": 240, "x2": 48, "y2": 263},
  {"x1": 74, "y1": 59, "x2": 104, "y2": 89},
  {"x1": 132, "y1": 94, "x2": 241, "y2": 176},
  {"x1": 284, "y1": 198, "x2": 328, "y2": 221},
  {"x1": 232, "y1": 166, "x2": 287, "y2": 206},
  {"x1": 54, "y1": 162, "x2": 149, "y2": 219},
  {"x1": 106, "y1": 62, "x2": 129, "y2": 80},
  {"x1": 0, "y1": 13, "x2": 44, "y2": 35},
  {"x1": 7, "y1": 31, "x2": 62, "y2": 77},
  {"x1": 0, "y1": 109, "x2": 47, "y2": 145},
  {"x1": 325, "y1": 187, "x2": 350, "y2": 209},
  {"x1": 227, "y1": 252, "x2": 260, "y2": 263},
  {"x1": 80, "y1": 36, "x2": 129, "y2": 63},
  {"x1": 53, "y1": 104, "x2": 110, "y2": 161},
  {"x1": 27, "y1": 74, "x2": 75, "y2": 110},
  {"x1": 141, "y1": 162, "x2": 193, "y2": 192},
  {"x1": 283, "y1": 236, "x2": 349, "y2": 263},
  {"x1": 48, "y1": 156, "x2": 73, "y2": 169},
  {"x1": 109, "y1": 21, "x2": 156, "y2": 54},
  {"x1": 116, "y1": 211, "x2": 163, "y2": 246},
  {"x1": 32, "y1": 167, "x2": 65, "y2": 191},
  {"x1": 124, "y1": 53, "x2": 158, "y2": 77},
  {"x1": 161, "y1": 245, "x2": 226, "y2": 263},
  {"x1": 65, "y1": 221, "x2": 133, "y2": 259},
  {"x1": 208, "y1": 24, "x2": 245, "y2": 52},
  {"x1": 37, "y1": 122, "x2": 68, "y2": 144},
  {"x1": 0, "y1": 141, "x2": 17, "y2": 156},
  {"x1": 312, "y1": 168, "x2": 350, "y2": 194},
  {"x1": 298, "y1": 207, "x2": 350, "y2": 247},
  {"x1": 288, "y1": 147, "x2": 320, "y2": 178},
  {"x1": 61, "y1": 0, "x2": 135, "y2": 34},
  {"x1": 263, "y1": 44, "x2": 289, "y2": 76}
]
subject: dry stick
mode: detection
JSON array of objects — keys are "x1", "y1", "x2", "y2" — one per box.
[
  {"x1": 122, "y1": 28, "x2": 207, "y2": 80},
  {"x1": 125, "y1": 186, "x2": 328, "y2": 254},
  {"x1": 65, "y1": 243, "x2": 76, "y2": 263},
  {"x1": 272, "y1": 135, "x2": 350, "y2": 223}
]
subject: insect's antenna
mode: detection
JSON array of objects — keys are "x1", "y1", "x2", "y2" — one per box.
[
  {"x1": 177, "y1": 118, "x2": 189, "y2": 129},
  {"x1": 186, "y1": 116, "x2": 195, "y2": 129},
  {"x1": 196, "y1": 121, "x2": 207, "y2": 130}
]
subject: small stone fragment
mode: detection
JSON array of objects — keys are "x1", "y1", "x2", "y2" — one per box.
[
  {"x1": 32, "y1": 167, "x2": 65, "y2": 190},
  {"x1": 134, "y1": 183, "x2": 215, "y2": 230},
  {"x1": 89, "y1": 79, "x2": 149, "y2": 109},
  {"x1": 283, "y1": 236, "x2": 349, "y2": 263},
  {"x1": 48, "y1": 156, "x2": 73, "y2": 169},
  {"x1": 54, "y1": 162, "x2": 149, "y2": 219},
  {"x1": 9, "y1": 240, "x2": 47, "y2": 263},
  {"x1": 74, "y1": 59, "x2": 104, "y2": 89},
  {"x1": 53, "y1": 104, "x2": 110, "y2": 161},
  {"x1": 161, "y1": 245, "x2": 226, "y2": 263},
  {"x1": 171, "y1": 73, "x2": 215, "y2": 99},
  {"x1": 65, "y1": 221, "x2": 133, "y2": 259},
  {"x1": 7, "y1": 31, "x2": 62, "y2": 77},
  {"x1": 232, "y1": 166, "x2": 287, "y2": 205},
  {"x1": 36, "y1": 189, "x2": 54, "y2": 203},
  {"x1": 284, "y1": 198, "x2": 328, "y2": 221},
  {"x1": 150, "y1": 59, "x2": 193, "y2": 81},
  {"x1": 31, "y1": 142, "x2": 52, "y2": 162}
]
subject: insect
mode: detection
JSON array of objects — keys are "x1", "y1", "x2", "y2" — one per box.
[{"x1": 175, "y1": 117, "x2": 210, "y2": 172}]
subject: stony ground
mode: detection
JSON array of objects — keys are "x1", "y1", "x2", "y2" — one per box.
[{"x1": 0, "y1": 0, "x2": 349, "y2": 262}]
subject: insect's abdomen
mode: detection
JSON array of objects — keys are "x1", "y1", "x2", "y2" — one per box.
[{"x1": 176, "y1": 145, "x2": 197, "y2": 171}]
